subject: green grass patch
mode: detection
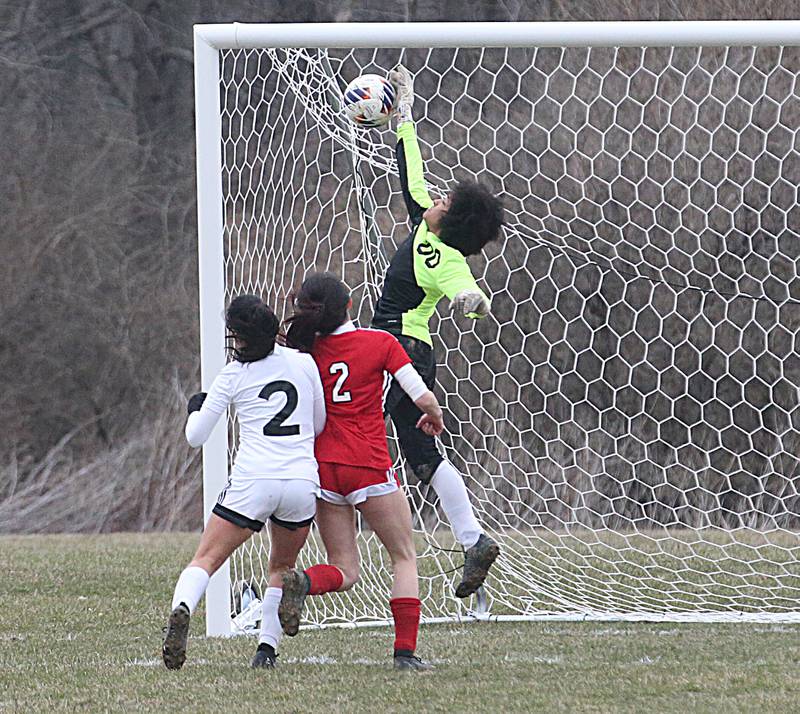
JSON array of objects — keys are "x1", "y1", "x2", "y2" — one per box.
[{"x1": 2, "y1": 533, "x2": 800, "y2": 712}]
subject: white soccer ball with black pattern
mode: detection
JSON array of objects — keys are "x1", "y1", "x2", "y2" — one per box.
[{"x1": 342, "y1": 74, "x2": 395, "y2": 128}]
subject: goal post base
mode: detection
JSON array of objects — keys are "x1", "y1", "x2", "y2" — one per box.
[{"x1": 221, "y1": 610, "x2": 800, "y2": 638}]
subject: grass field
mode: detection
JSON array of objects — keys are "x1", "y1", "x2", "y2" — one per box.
[{"x1": 2, "y1": 534, "x2": 800, "y2": 712}]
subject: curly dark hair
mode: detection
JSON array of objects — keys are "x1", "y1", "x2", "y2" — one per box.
[
  {"x1": 225, "y1": 294, "x2": 280, "y2": 363},
  {"x1": 284, "y1": 272, "x2": 351, "y2": 353},
  {"x1": 437, "y1": 180, "x2": 504, "y2": 256}
]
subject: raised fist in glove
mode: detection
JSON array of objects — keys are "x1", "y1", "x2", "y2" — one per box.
[
  {"x1": 389, "y1": 64, "x2": 414, "y2": 123},
  {"x1": 451, "y1": 289, "x2": 491, "y2": 318},
  {"x1": 187, "y1": 392, "x2": 207, "y2": 414}
]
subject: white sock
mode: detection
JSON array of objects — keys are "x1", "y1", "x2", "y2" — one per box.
[
  {"x1": 171, "y1": 565, "x2": 210, "y2": 614},
  {"x1": 430, "y1": 461, "x2": 483, "y2": 549},
  {"x1": 259, "y1": 587, "x2": 283, "y2": 649}
]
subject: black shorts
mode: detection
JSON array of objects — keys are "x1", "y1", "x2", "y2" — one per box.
[{"x1": 385, "y1": 335, "x2": 443, "y2": 483}]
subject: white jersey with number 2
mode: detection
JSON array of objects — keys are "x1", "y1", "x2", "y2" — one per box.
[{"x1": 185, "y1": 344, "x2": 326, "y2": 483}]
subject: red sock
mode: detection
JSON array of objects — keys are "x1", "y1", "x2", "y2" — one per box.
[
  {"x1": 304, "y1": 564, "x2": 344, "y2": 595},
  {"x1": 390, "y1": 597, "x2": 421, "y2": 655}
]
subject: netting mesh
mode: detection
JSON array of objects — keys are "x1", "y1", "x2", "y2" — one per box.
[{"x1": 215, "y1": 43, "x2": 800, "y2": 625}]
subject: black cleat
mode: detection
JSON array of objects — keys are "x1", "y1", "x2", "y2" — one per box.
[
  {"x1": 251, "y1": 643, "x2": 278, "y2": 669},
  {"x1": 279, "y1": 569, "x2": 309, "y2": 636},
  {"x1": 162, "y1": 603, "x2": 190, "y2": 670},
  {"x1": 455, "y1": 533, "x2": 500, "y2": 598},
  {"x1": 394, "y1": 653, "x2": 435, "y2": 672}
]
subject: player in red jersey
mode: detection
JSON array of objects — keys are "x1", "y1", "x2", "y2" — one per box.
[{"x1": 280, "y1": 272, "x2": 443, "y2": 672}]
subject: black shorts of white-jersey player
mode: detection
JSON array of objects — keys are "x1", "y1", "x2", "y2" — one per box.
[
  {"x1": 162, "y1": 295, "x2": 326, "y2": 672},
  {"x1": 371, "y1": 66, "x2": 503, "y2": 599}
]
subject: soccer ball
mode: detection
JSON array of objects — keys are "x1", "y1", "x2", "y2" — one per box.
[{"x1": 342, "y1": 74, "x2": 395, "y2": 128}]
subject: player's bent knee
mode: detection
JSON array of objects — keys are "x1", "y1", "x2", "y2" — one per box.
[
  {"x1": 410, "y1": 457, "x2": 444, "y2": 485},
  {"x1": 394, "y1": 431, "x2": 444, "y2": 484}
]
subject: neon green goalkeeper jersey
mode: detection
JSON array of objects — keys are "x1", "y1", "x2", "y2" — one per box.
[{"x1": 371, "y1": 121, "x2": 489, "y2": 346}]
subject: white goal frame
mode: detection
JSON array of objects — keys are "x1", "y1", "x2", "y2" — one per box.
[{"x1": 194, "y1": 20, "x2": 800, "y2": 636}]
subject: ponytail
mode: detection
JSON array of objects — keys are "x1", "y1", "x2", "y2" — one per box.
[
  {"x1": 225, "y1": 294, "x2": 280, "y2": 363},
  {"x1": 285, "y1": 273, "x2": 351, "y2": 353},
  {"x1": 285, "y1": 299, "x2": 325, "y2": 353}
]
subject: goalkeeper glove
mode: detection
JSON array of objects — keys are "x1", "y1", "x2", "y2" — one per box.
[
  {"x1": 187, "y1": 392, "x2": 207, "y2": 414},
  {"x1": 451, "y1": 289, "x2": 491, "y2": 319},
  {"x1": 389, "y1": 64, "x2": 414, "y2": 124}
]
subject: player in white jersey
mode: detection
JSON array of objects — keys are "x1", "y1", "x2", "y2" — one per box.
[{"x1": 162, "y1": 294, "x2": 325, "y2": 671}]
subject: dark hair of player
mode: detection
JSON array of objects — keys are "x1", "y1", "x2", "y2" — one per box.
[
  {"x1": 284, "y1": 272, "x2": 350, "y2": 353},
  {"x1": 225, "y1": 294, "x2": 280, "y2": 363},
  {"x1": 438, "y1": 180, "x2": 504, "y2": 256}
]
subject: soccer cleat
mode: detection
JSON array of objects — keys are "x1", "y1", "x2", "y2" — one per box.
[
  {"x1": 251, "y1": 643, "x2": 278, "y2": 669},
  {"x1": 393, "y1": 653, "x2": 435, "y2": 672},
  {"x1": 279, "y1": 569, "x2": 309, "y2": 636},
  {"x1": 455, "y1": 533, "x2": 500, "y2": 598},
  {"x1": 162, "y1": 603, "x2": 190, "y2": 670}
]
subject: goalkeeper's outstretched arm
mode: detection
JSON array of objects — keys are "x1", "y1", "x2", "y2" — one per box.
[
  {"x1": 389, "y1": 64, "x2": 503, "y2": 322},
  {"x1": 396, "y1": 123, "x2": 434, "y2": 223},
  {"x1": 391, "y1": 65, "x2": 433, "y2": 223}
]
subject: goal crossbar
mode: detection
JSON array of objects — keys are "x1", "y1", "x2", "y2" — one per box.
[{"x1": 194, "y1": 20, "x2": 800, "y2": 50}]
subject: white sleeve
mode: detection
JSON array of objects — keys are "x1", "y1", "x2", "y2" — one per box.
[
  {"x1": 310, "y1": 359, "x2": 327, "y2": 436},
  {"x1": 185, "y1": 368, "x2": 234, "y2": 448},
  {"x1": 392, "y1": 363, "x2": 429, "y2": 402}
]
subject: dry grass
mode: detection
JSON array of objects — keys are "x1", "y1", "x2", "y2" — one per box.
[{"x1": 0, "y1": 386, "x2": 202, "y2": 533}]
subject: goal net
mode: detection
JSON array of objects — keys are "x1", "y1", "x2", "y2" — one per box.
[{"x1": 194, "y1": 22, "x2": 800, "y2": 634}]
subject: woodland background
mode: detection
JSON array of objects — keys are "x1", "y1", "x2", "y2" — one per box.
[{"x1": 2, "y1": 1, "x2": 799, "y2": 532}]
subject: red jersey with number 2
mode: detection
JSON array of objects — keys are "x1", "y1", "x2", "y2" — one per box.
[{"x1": 312, "y1": 325, "x2": 412, "y2": 469}]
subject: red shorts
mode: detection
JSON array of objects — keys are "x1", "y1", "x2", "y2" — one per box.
[{"x1": 318, "y1": 462, "x2": 400, "y2": 506}]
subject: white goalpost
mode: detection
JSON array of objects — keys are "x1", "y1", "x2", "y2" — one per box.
[{"x1": 194, "y1": 21, "x2": 800, "y2": 636}]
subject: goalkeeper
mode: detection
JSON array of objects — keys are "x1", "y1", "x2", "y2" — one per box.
[{"x1": 372, "y1": 65, "x2": 503, "y2": 598}]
